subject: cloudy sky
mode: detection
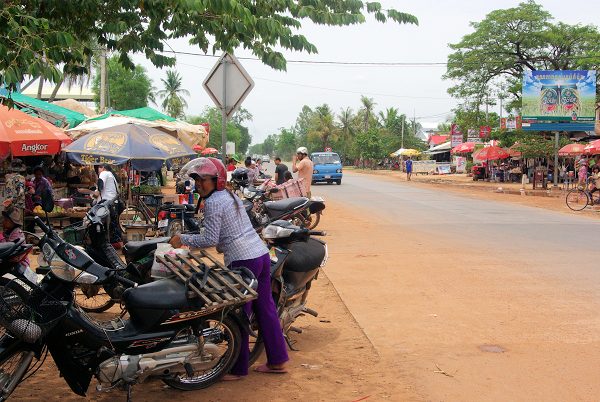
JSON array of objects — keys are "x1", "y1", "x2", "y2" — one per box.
[{"x1": 132, "y1": 0, "x2": 600, "y2": 144}]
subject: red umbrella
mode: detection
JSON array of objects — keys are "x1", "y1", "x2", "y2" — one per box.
[
  {"x1": 201, "y1": 147, "x2": 218, "y2": 155},
  {"x1": 559, "y1": 143, "x2": 587, "y2": 156},
  {"x1": 451, "y1": 141, "x2": 476, "y2": 154},
  {"x1": 0, "y1": 105, "x2": 72, "y2": 158},
  {"x1": 473, "y1": 146, "x2": 509, "y2": 161},
  {"x1": 584, "y1": 140, "x2": 600, "y2": 155}
]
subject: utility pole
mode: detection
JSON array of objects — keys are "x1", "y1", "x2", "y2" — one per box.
[
  {"x1": 401, "y1": 120, "x2": 405, "y2": 148},
  {"x1": 99, "y1": 47, "x2": 107, "y2": 113}
]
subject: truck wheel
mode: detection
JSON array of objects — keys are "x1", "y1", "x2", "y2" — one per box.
[{"x1": 335, "y1": 179, "x2": 342, "y2": 185}]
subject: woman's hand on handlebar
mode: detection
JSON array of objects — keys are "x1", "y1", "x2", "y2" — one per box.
[{"x1": 170, "y1": 235, "x2": 183, "y2": 249}]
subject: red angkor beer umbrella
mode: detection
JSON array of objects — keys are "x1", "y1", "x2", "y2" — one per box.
[
  {"x1": 0, "y1": 105, "x2": 71, "y2": 158},
  {"x1": 472, "y1": 146, "x2": 509, "y2": 161},
  {"x1": 583, "y1": 140, "x2": 600, "y2": 155},
  {"x1": 451, "y1": 141, "x2": 477, "y2": 154},
  {"x1": 559, "y1": 143, "x2": 587, "y2": 156},
  {"x1": 201, "y1": 147, "x2": 218, "y2": 155}
]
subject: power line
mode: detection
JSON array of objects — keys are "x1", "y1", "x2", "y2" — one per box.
[
  {"x1": 159, "y1": 49, "x2": 600, "y2": 67},
  {"x1": 176, "y1": 62, "x2": 452, "y2": 100}
]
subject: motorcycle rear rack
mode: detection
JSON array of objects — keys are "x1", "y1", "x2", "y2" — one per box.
[{"x1": 156, "y1": 250, "x2": 258, "y2": 309}]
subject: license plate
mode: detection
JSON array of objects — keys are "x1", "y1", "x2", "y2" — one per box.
[
  {"x1": 324, "y1": 175, "x2": 331, "y2": 179},
  {"x1": 158, "y1": 219, "x2": 169, "y2": 228}
]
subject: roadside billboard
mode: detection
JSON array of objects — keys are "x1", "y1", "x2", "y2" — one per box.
[
  {"x1": 522, "y1": 70, "x2": 596, "y2": 122},
  {"x1": 450, "y1": 124, "x2": 463, "y2": 147}
]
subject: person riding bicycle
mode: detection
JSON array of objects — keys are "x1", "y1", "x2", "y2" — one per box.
[{"x1": 169, "y1": 157, "x2": 289, "y2": 379}]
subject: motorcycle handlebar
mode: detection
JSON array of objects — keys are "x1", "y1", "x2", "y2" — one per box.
[
  {"x1": 109, "y1": 271, "x2": 138, "y2": 288},
  {"x1": 34, "y1": 216, "x2": 52, "y2": 236},
  {"x1": 308, "y1": 230, "x2": 326, "y2": 236}
]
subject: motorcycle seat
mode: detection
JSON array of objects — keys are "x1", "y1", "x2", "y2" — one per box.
[
  {"x1": 264, "y1": 197, "x2": 308, "y2": 213},
  {"x1": 123, "y1": 279, "x2": 192, "y2": 309},
  {"x1": 123, "y1": 237, "x2": 170, "y2": 261}
]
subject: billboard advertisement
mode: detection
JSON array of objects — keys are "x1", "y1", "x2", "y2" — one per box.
[{"x1": 522, "y1": 70, "x2": 596, "y2": 122}]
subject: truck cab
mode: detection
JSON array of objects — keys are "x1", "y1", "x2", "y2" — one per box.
[{"x1": 311, "y1": 152, "x2": 343, "y2": 185}]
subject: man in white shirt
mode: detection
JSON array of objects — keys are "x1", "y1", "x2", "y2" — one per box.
[
  {"x1": 95, "y1": 164, "x2": 122, "y2": 245},
  {"x1": 97, "y1": 164, "x2": 118, "y2": 201}
]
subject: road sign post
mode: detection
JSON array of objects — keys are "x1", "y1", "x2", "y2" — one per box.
[{"x1": 203, "y1": 53, "x2": 254, "y2": 163}]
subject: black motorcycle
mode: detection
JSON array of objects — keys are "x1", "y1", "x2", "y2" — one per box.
[
  {"x1": 0, "y1": 217, "x2": 256, "y2": 401},
  {"x1": 48, "y1": 200, "x2": 172, "y2": 314},
  {"x1": 248, "y1": 220, "x2": 327, "y2": 364},
  {"x1": 242, "y1": 186, "x2": 325, "y2": 231}
]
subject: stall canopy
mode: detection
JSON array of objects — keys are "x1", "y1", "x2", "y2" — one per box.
[
  {"x1": 424, "y1": 141, "x2": 451, "y2": 155},
  {"x1": 3, "y1": 92, "x2": 86, "y2": 128},
  {"x1": 68, "y1": 107, "x2": 209, "y2": 149},
  {"x1": 473, "y1": 146, "x2": 509, "y2": 161},
  {"x1": 559, "y1": 143, "x2": 587, "y2": 156},
  {"x1": 391, "y1": 148, "x2": 421, "y2": 157},
  {"x1": 451, "y1": 141, "x2": 477, "y2": 154},
  {"x1": 0, "y1": 105, "x2": 72, "y2": 158},
  {"x1": 64, "y1": 123, "x2": 197, "y2": 170}
]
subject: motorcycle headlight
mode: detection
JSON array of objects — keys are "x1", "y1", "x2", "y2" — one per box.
[{"x1": 45, "y1": 245, "x2": 98, "y2": 284}]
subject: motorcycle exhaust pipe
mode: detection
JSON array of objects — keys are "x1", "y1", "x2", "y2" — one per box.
[{"x1": 302, "y1": 307, "x2": 318, "y2": 317}]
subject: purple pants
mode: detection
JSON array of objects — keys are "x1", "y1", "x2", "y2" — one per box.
[{"x1": 229, "y1": 253, "x2": 289, "y2": 376}]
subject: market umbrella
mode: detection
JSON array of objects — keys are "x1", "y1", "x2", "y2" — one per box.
[
  {"x1": 583, "y1": 140, "x2": 600, "y2": 155},
  {"x1": 64, "y1": 123, "x2": 197, "y2": 170},
  {"x1": 451, "y1": 142, "x2": 476, "y2": 154},
  {"x1": 507, "y1": 144, "x2": 522, "y2": 158},
  {"x1": 559, "y1": 143, "x2": 587, "y2": 156},
  {"x1": 392, "y1": 148, "x2": 421, "y2": 157},
  {"x1": 0, "y1": 105, "x2": 72, "y2": 159},
  {"x1": 201, "y1": 147, "x2": 218, "y2": 155},
  {"x1": 472, "y1": 146, "x2": 510, "y2": 161}
]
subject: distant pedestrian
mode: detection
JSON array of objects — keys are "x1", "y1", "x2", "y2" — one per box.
[
  {"x1": 577, "y1": 155, "x2": 588, "y2": 186},
  {"x1": 274, "y1": 157, "x2": 288, "y2": 185},
  {"x1": 405, "y1": 157, "x2": 413, "y2": 181}
]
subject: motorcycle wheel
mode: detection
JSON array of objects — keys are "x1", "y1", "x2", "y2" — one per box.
[
  {"x1": 162, "y1": 316, "x2": 241, "y2": 390},
  {"x1": 74, "y1": 285, "x2": 115, "y2": 313},
  {"x1": 167, "y1": 219, "x2": 183, "y2": 237},
  {"x1": 305, "y1": 212, "x2": 321, "y2": 230},
  {"x1": 119, "y1": 206, "x2": 149, "y2": 233}
]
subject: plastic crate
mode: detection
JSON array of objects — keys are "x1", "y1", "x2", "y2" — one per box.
[{"x1": 62, "y1": 223, "x2": 86, "y2": 246}]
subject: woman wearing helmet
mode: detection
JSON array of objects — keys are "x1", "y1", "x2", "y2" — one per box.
[
  {"x1": 170, "y1": 157, "x2": 288, "y2": 378},
  {"x1": 292, "y1": 146, "x2": 313, "y2": 198}
]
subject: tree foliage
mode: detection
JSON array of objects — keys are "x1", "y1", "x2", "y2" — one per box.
[
  {"x1": 250, "y1": 96, "x2": 426, "y2": 162},
  {"x1": 91, "y1": 55, "x2": 154, "y2": 111},
  {"x1": 157, "y1": 70, "x2": 189, "y2": 118},
  {"x1": 445, "y1": 0, "x2": 600, "y2": 112},
  {"x1": 188, "y1": 107, "x2": 253, "y2": 154},
  {"x1": 1, "y1": 1, "x2": 417, "y2": 95}
]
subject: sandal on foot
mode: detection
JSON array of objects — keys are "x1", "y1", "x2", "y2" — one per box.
[{"x1": 254, "y1": 364, "x2": 288, "y2": 374}]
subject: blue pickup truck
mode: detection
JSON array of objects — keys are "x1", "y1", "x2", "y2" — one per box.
[{"x1": 311, "y1": 151, "x2": 343, "y2": 185}]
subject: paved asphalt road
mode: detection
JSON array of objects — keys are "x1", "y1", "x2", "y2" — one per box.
[{"x1": 315, "y1": 171, "x2": 600, "y2": 283}]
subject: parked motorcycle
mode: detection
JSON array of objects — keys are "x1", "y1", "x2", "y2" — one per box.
[
  {"x1": 0, "y1": 216, "x2": 256, "y2": 401},
  {"x1": 248, "y1": 220, "x2": 327, "y2": 365},
  {"x1": 241, "y1": 185, "x2": 325, "y2": 231}
]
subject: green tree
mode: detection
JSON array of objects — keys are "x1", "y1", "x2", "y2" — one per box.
[
  {"x1": 359, "y1": 96, "x2": 377, "y2": 131},
  {"x1": 353, "y1": 128, "x2": 384, "y2": 161},
  {"x1": 1, "y1": 1, "x2": 417, "y2": 96},
  {"x1": 308, "y1": 104, "x2": 338, "y2": 150},
  {"x1": 276, "y1": 128, "x2": 297, "y2": 160},
  {"x1": 451, "y1": 107, "x2": 500, "y2": 141},
  {"x1": 445, "y1": 1, "x2": 600, "y2": 112},
  {"x1": 157, "y1": 70, "x2": 189, "y2": 118},
  {"x1": 92, "y1": 55, "x2": 153, "y2": 111},
  {"x1": 293, "y1": 105, "x2": 315, "y2": 147},
  {"x1": 336, "y1": 107, "x2": 356, "y2": 160}
]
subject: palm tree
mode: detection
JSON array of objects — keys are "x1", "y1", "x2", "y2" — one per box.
[
  {"x1": 157, "y1": 70, "x2": 190, "y2": 118},
  {"x1": 337, "y1": 107, "x2": 355, "y2": 159},
  {"x1": 360, "y1": 96, "x2": 376, "y2": 131},
  {"x1": 309, "y1": 104, "x2": 338, "y2": 149}
]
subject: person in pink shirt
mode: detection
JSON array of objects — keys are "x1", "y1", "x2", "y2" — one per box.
[
  {"x1": 1, "y1": 206, "x2": 35, "y2": 282},
  {"x1": 292, "y1": 146, "x2": 314, "y2": 198}
]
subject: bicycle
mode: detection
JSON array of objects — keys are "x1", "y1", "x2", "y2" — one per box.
[
  {"x1": 565, "y1": 177, "x2": 600, "y2": 211},
  {"x1": 119, "y1": 184, "x2": 198, "y2": 236}
]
